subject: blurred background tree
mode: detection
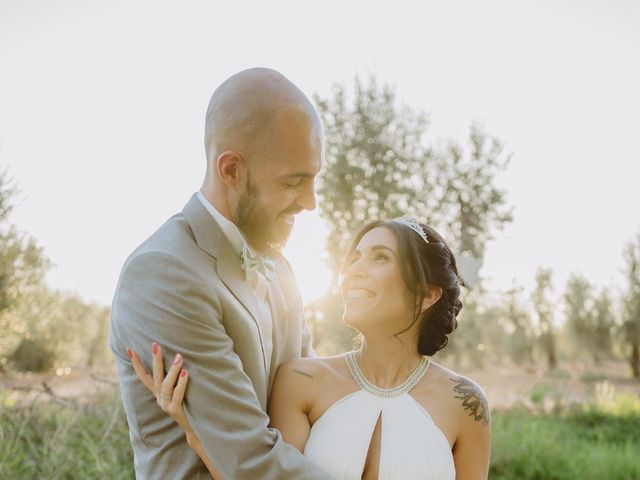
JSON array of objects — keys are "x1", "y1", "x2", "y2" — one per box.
[
  {"x1": 531, "y1": 268, "x2": 558, "y2": 371},
  {"x1": 432, "y1": 123, "x2": 513, "y2": 258},
  {"x1": 0, "y1": 171, "x2": 50, "y2": 315},
  {"x1": 622, "y1": 230, "x2": 640, "y2": 377},
  {"x1": 502, "y1": 285, "x2": 536, "y2": 364},
  {"x1": 0, "y1": 170, "x2": 50, "y2": 370},
  {"x1": 0, "y1": 167, "x2": 110, "y2": 372},
  {"x1": 309, "y1": 75, "x2": 513, "y2": 356},
  {"x1": 563, "y1": 274, "x2": 614, "y2": 363},
  {"x1": 591, "y1": 288, "x2": 615, "y2": 361}
]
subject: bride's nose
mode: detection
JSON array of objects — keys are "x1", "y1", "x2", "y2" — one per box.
[{"x1": 340, "y1": 258, "x2": 367, "y2": 287}]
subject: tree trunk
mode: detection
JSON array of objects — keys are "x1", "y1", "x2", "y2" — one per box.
[
  {"x1": 540, "y1": 331, "x2": 557, "y2": 371},
  {"x1": 631, "y1": 342, "x2": 640, "y2": 379},
  {"x1": 547, "y1": 347, "x2": 557, "y2": 371}
]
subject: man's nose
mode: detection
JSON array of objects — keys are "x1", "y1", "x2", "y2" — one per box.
[{"x1": 298, "y1": 181, "x2": 317, "y2": 211}]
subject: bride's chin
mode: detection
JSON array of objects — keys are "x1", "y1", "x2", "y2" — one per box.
[
  {"x1": 342, "y1": 312, "x2": 369, "y2": 331},
  {"x1": 342, "y1": 314, "x2": 359, "y2": 329}
]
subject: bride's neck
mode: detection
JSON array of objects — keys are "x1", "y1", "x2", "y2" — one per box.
[{"x1": 356, "y1": 338, "x2": 422, "y2": 389}]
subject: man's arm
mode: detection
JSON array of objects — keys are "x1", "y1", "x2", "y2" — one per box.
[{"x1": 111, "y1": 250, "x2": 328, "y2": 479}]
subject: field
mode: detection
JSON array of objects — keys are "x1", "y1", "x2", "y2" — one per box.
[{"x1": 1, "y1": 361, "x2": 639, "y2": 479}]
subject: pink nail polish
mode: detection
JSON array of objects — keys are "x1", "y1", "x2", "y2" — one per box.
[
  {"x1": 173, "y1": 353, "x2": 182, "y2": 365},
  {"x1": 152, "y1": 342, "x2": 158, "y2": 354},
  {"x1": 127, "y1": 348, "x2": 133, "y2": 359},
  {"x1": 180, "y1": 369, "x2": 187, "y2": 377}
]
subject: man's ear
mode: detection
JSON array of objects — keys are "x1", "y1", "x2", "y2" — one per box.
[
  {"x1": 216, "y1": 151, "x2": 245, "y2": 187},
  {"x1": 421, "y1": 286, "x2": 443, "y2": 313}
]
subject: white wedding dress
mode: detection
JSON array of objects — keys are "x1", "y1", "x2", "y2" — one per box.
[{"x1": 303, "y1": 351, "x2": 456, "y2": 479}]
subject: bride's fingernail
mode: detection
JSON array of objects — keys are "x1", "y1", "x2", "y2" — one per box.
[
  {"x1": 180, "y1": 369, "x2": 187, "y2": 377},
  {"x1": 173, "y1": 353, "x2": 182, "y2": 365},
  {"x1": 127, "y1": 348, "x2": 133, "y2": 359},
  {"x1": 152, "y1": 342, "x2": 158, "y2": 354}
]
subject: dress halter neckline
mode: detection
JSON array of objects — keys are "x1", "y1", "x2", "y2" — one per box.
[{"x1": 345, "y1": 351, "x2": 430, "y2": 398}]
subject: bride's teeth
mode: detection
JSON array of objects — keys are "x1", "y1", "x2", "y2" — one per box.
[{"x1": 347, "y1": 289, "x2": 374, "y2": 299}]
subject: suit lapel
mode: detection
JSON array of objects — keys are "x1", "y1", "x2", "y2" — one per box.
[{"x1": 182, "y1": 194, "x2": 268, "y2": 374}]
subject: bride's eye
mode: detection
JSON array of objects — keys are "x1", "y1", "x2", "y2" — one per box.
[{"x1": 373, "y1": 252, "x2": 389, "y2": 262}]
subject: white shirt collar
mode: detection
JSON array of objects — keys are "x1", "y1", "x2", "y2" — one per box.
[{"x1": 197, "y1": 190, "x2": 248, "y2": 257}]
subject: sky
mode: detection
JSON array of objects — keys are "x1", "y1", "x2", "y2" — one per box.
[{"x1": 0, "y1": 0, "x2": 639, "y2": 307}]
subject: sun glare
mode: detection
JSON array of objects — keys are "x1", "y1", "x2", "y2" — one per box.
[{"x1": 283, "y1": 210, "x2": 332, "y2": 303}]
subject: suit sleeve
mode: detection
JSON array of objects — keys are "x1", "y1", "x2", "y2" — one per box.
[{"x1": 110, "y1": 250, "x2": 329, "y2": 479}]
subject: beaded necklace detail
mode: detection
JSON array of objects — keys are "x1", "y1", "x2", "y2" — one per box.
[{"x1": 346, "y1": 351, "x2": 430, "y2": 398}]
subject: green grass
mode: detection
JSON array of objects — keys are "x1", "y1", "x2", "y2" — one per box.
[
  {"x1": 1, "y1": 387, "x2": 639, "y2": 479},
  {"x1": 0, "y1": 390, "x2": 133, "y2": 479},
  {"x1": 490, "y1": 400, "x2": 640, "y2": 480}
]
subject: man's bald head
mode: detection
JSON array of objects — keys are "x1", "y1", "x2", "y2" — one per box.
[
  {"x1": 201, "y1": 68, "x2": 323, "y2": 251},
  {"x1": 204, "y1": 68, "x2": 322, "y2": 167}
]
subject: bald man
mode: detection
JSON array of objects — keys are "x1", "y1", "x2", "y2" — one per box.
[{"x1": 109, "y1": 69, "x2": 329, "y2": 479}]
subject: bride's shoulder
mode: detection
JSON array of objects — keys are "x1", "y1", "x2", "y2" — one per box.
[
  {"x1": 426, "y1": 361, "x2": 490, "y2": 428},
  {"x1": 275, "y1": 354, "x2": 345, "y2": 386}
]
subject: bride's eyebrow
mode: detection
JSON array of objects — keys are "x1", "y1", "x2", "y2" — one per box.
[
  {"x1": 348, "y1": 244, "x2": 395, "y2": 262},
  {"x1": 368, "y1": 245, "x2": 396, "y2": 255}
]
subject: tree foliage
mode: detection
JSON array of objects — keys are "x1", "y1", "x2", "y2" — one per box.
[
  {"x1": 502, "y1": 286, "x2": 535, "y2": 364},
  {"x1": 0, "y1": 171, "x2": 50, "y2": 315},
  {"x1": 433, "y1": 123, "x2": 513, "y2": 258},
  {"x1": 563, "y1": 274, "x2": 614, "y2": 363},
  {"x1": 6, "y1": 287, "x2": 111, "y2": 371},
  {"x1": 0, "y1": 167, "x2": 110, "y2": 371},
  {"x1": 314, "y1": 74, "x2": 512, "y2": 275}
]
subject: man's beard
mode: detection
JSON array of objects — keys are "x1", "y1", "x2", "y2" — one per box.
[{"x1": 235, "y1": 176, "x2": 292, "y2": 252}]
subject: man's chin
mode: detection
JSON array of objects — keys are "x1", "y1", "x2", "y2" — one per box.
[{"x1": 269, "y1": 225, "x2": 292, "y2": 251}]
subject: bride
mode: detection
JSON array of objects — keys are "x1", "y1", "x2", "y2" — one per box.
[{"x1": 130, "y1": 218, "x2": 491, "y2": 479}]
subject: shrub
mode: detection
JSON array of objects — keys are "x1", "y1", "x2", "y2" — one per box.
[{"x1": 9, "y1": 338, "x2": 55, "y2": 372}]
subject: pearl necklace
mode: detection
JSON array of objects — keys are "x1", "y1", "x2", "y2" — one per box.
[{"x1": 346, "y1": 351, "x2": 430, "y2": 398}]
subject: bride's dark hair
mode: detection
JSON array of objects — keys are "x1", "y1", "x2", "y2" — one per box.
[{"x1": 345, "y1": 220, "x2": 463, "y2": 355}]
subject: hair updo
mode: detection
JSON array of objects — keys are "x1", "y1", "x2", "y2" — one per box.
[{"x1": 346, "y1": 220, "x2": 463, "y2": 355}]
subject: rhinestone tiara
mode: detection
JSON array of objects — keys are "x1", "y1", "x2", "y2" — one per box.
[{"x1": 392, "y1": 217, "x2": 429, "y2": 245}]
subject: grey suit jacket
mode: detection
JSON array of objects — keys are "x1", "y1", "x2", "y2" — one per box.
[{"x1": 109, "y1": 194, "x2": 329, "y2": 479}]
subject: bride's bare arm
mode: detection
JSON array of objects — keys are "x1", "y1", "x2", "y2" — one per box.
[
  {"x1": 129, "y1": 344, "x2": 223, "y2": 479},
  {"x1": 268, "y1": 359, "x2": 317, "y2": 452}
]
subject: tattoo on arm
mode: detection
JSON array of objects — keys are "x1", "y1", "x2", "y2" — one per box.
[
  {"x1": 292, "y1": 369, "x2": 314, "y2": 379},
  {"x1": 450, "y1": 377, "x2": 490, "y2": 426}
]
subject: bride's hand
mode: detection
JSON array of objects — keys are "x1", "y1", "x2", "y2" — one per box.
[
  {"x1": 128, "y1": 344, "x2": 222, "y2": 478},
  {"x1": 128, "y1": 343, "x2": 194, "y2": 442}
]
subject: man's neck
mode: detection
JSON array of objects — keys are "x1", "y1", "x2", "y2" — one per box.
[{"x1": 199, "y1": 185, "x2": 234, "y2": 222}]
